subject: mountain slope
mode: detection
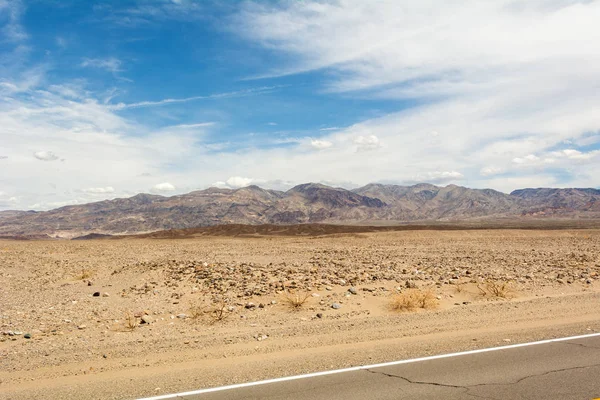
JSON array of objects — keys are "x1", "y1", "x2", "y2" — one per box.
[{"x1": 1, "y1": 183, "x2": 600, "y2": 237}]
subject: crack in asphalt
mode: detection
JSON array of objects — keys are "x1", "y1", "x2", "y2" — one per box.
[
  {"x1": 364, "y1": 362, "x2": 600, "y2": 399},
  {"x1": 561, "y1": 341, "x2": 600, "y2": 351},
  {"x1": 363, "y1": 368, "x2": 498, "y2": 400}
]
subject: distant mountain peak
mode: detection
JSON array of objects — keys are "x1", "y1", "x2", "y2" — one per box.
[{"x1": 2, "y1": 182, "x2": 600, "y2": 238}]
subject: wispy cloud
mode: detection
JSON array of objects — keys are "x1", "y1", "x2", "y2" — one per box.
[
  {"x1": 80, "y1": 57, "x2": 123, "y2": 73},
  {"x1": 109, "y1": 86, "x2": 283, "y2": 110},
  {"x1": 0, "y1": 0, "x2": 27, "y2": 42}
]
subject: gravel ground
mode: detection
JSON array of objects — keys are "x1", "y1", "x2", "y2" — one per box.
[{"x1": 1, "y1": 229, "x2": 599, "y2": 399}]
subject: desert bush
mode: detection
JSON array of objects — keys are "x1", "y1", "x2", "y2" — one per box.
[
  {"x1": 189, "y1": 302, "x2": 205, "y2": 320},
  {"x1": 189, "y1": 296, "x2": 231, "y2": 324},
  {"x1": 454, "y1": 282, "x2": 465, "y2": 293},
  {"x1": 75, "y1": 268, "x2": 94, "y2": 280},
  {"x1": 124, "y1": 312, "x2": 138, "y2": 331},
  {"x1": 282, "y1": 290, "x2": 311, "y2": 310},
  {"x1": 390, "y1": 289, "x2": 438, "y2": 312},
  {"x1": 477, "y1": 279, "x2": 513, "y2": 299}
]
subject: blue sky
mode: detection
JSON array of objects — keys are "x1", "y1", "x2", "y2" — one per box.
[{"x1": 1, "y1": 0, "x2": 600, "y2": 210}]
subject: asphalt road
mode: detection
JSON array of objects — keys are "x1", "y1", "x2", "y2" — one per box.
[{"x1": 145, "y1": 334, "x2": 600, "y2": 400}]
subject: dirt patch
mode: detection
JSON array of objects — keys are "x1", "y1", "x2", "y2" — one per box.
[{"x1": 1, "y1": 229, "x2": 599, "y2": 399}]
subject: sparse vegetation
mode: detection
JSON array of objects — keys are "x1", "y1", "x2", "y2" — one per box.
[
  {"x1": 124, "y1": 312, "x2": 138, "y2": 331},
  {"x1": 477, "y1": 279, "x2": 514, "y2": 299},
  {"x1": 390, "y1": 289, "x2": 438, "y2": 312},
  {"x1": 189, "y1": 296, "x2": 231, "y2": 324},
  {"x1": 189, "y1": 302, "x2": 205, "y2": 320},
  {"x1": 75, "y1": 267, "x2": 94, "y2": 280},
  {"x1": 454, "y1": 282, "x2": 465, "y2": 293},
  {"x1": 282, "y1": 290, "x2": 311, "y2": 310}
]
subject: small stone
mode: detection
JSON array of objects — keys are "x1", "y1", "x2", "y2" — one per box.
[
  {"x1": 102, "y1": 292, "x2": 109, "y2": 297},
  {"x1": 93, "y1": 292, "x2": 101, "y2": 297},
  {"x1": 87, "y1": 281, "x2": 93, "y2": 286},
  {"x1": 316, "y1": 313, "x2": 323, "y2": 318},
  {"x1": 325, "y1": 286, "x2": 333, "y2": 291},
  {"x1": 176, "y1": 314, "x2": 187, "y2": 319},
  {"x1": 141, "y1": 315, "x2": 153, "y2": 324},
  {"x1": 311, "y1": 293, "x2": 320, "y2": 297},
  {"x1": 348, "y1": 287, "x2": 358, "y2": 295},
  {"x1": 245, "y1": 302, "x2": 256, "y2": 309},
  {"x1": 24, "y1": 333, "x2": 31, "y2": 339},
  {"x1": 331, "y1": 303, "x2": 342, "y2": 310},
  {"x1": 77, "y1": 325, "x2": 87, "y2": 330}
]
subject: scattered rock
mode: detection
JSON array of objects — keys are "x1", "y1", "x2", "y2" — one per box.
[
  {"x1": 102, "y1": 292, "x2": 110, "y2": 297},
  {"x1": 316, "y1": 313, "x2": 323, "y2": 318},
  {"x1": 77, "y1": 325, "x2": 87, "y2": 330},
  {"x1": 24, "y1": 333, "x2": 31, "y2": 339},
  {"x1": 245, "y1": 302, "x2": 256, "y2": 309},
  {"x1": 141, "y1": 315, "x2": 153, "y2": 324},
  {"x1": 176, "y1": 314, "x2": 187, "y2": 319},
  {"x1": 348, "y1": 287, "x2": 358, "y2": 295},
  {"x1": 93, "y1": 292, "x2": 101, "y2": 297},
  {"x1": 331, "y1": 303, "x2": 342, "y2": 310}
]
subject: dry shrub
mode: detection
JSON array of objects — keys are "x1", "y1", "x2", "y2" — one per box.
[
  {"x1": 282, "y1": 290, "x2": 311, "y2": 310},
  {"x1": 390, "y1": 289, "x2": 438, "y2": 312},
  {"x1": 206, "y1": 297, "x2": 231, "y2": 323},
  {"x1": 189, "y1": 302, "x2": 205, "y2": 320},
  {"x1": 477, "y1": 279, "x2": 514, "y2": 299},
  {"x1": 454, "y1": 282, "x2": 465, "y2": 293},
  {"x1": 124, "y1": 312, "x2": 138, "y2": 331},
  {"x1": 189, "y1": 296, "x2": 231, "y2": 324},
  {"x1": 75, "y1": 268, "x2": 94, "y2": 280}
]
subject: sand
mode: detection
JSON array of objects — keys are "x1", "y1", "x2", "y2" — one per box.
[{"x1": 1, "y1": 229, "x2": 599, "y2": 399}]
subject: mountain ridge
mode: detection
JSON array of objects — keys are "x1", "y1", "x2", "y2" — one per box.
[{"x1": 1, "y1": 183, "x2": 599, "y2": 238}]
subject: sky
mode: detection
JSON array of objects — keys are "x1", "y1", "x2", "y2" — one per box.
[{"x1": 1, "y1": 0, "x2": 600, "y2": 211}]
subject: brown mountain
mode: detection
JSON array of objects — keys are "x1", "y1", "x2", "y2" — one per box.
[{"x1": 1, "y1": 183, "x2": 599, "y2": 238}]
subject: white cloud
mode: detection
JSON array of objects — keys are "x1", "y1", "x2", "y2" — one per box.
[
  {"x1": 226, "y1": 176, "x2": 254, "y2": 188},
  {"x1": 419, "y1": 171, "x2": 464, "y2": 184},
  {"x1": 480, "y1": 166, "x2": 504, "y2": 177},
  {"x1": 152, "y1": 182, "x2": 176, "y2": 192},
  {"x1": 82, "y1": 186, "x2": 115, "y2": 194},
  {"x1": 80, "y1": 57, "x2": 122, "y2": 73},
  {"x1": 109, "y1": 86, "x2": 281, "y2": 110},
  {"x1": 354, "y1": 135, "x2": 381, "y2": 152},
  {"x1": 33, "y1": 151, "x2": 59, "y2": 161},
  {"x1": 550, "y1": 148, "x2": 600, "y2": 161},
  {"x1": 310, "y1": 139, "x2": 333, "y2": 150}
]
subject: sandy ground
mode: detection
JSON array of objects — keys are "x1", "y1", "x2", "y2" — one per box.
[{"x1": 1, "y1": 229, "x2": 599, "y2": 400}]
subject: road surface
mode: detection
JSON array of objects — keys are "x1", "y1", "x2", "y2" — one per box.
[{"x1": 141, "y1": 333, "x2": 600, "y2": 400}]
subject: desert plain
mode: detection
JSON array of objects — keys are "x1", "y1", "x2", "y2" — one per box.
[{"x1": 1, "y1": 228, "x2": 600, "y2": 399}]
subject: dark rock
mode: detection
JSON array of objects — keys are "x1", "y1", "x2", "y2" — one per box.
[{"x1": 93, "y1": 292, "x2": 101, "y2": 297}]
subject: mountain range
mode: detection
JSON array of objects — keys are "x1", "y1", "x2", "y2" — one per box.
[{"x1": 1, "y1": 183, "x2": 599, "y2": 238}]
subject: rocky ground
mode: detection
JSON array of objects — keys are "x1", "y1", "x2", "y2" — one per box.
[{"x1": 1, "y1": 229, "x2": 599, "y2": 399}]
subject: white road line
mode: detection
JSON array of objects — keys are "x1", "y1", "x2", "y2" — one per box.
[{"x1": 137, "y1": 331, "x2": 600, "y2": 400}]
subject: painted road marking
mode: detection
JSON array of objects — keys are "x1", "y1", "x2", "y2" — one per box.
[{"x1": 137, "y1": 332, "x2": 600, "y2": 400}]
